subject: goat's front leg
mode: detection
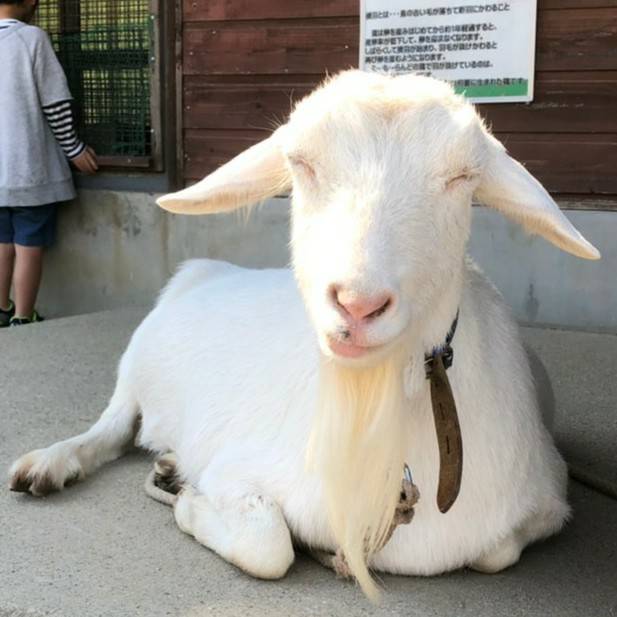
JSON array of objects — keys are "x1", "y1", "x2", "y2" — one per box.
[
  {"x1": 9, "y1": 378, "x2": 139, "y2": 496},
  {"x1": 173, "y1": 468, "x2": 294, "y2": 580},
  {"x1": 470, "y1": 530, "x2": 524, "y2": 573}
]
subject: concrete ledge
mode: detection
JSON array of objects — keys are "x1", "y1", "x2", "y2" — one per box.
[
  {"x1": 470, "y1": 208, "x2": 617, "y2": 332},
  {"x1": 38, "y1": 192, "x2": 291, "y2": 318}
]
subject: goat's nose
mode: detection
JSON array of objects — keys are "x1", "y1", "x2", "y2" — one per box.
[{"x1": 331, "y1": 287, "x2": 393, "y2": 323}]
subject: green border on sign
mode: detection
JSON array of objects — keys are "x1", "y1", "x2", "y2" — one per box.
[{"x1": 454, "y1": 81, "x2": 529, "y2": 99}]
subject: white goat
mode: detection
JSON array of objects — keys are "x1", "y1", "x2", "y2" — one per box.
[{"x1": 9, "y1": 71, "x2": 599, "y2": 599}]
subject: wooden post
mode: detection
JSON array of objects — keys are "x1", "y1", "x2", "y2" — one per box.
[{"x1": 149, "y1": 0, "x2": 163, "y2": 171}]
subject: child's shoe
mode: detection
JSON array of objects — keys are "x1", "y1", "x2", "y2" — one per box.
[
  {"x1": 0, "y1": 300, "x2": 15, "y2": 328},
  {"x1": 9, "y1": 310, "x2": 45, "y2": 327}
]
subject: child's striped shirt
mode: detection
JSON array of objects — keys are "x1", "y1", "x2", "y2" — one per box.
[
  {"x1": 0, "y1": 20, "x2": 79, "y2": 205},
  {"x1": 0, "y1": 18, "x2": 85, "y2": 161}
]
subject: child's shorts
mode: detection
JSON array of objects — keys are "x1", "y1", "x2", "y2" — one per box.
[{"x1": 0, "y1": 204, "x2": 58, "y2": 248}]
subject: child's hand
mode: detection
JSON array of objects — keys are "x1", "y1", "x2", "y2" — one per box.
[{"x1": 72, "y1": 146, "x2": 99, "y2": 175}]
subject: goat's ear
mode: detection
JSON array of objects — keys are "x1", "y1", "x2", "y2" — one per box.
[
  {"x1": 157, "y1": 129, "x2": 291, "y2": 215},
  {"x1": 474, "y1": 136, "x2": 600, "y2": 260}
]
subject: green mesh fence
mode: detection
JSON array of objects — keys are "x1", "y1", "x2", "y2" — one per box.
[{"x1": 35, "y1": 0, "x2": 152, "y2": 159}]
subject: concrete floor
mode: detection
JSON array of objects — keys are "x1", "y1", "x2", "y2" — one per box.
[
  {"x1": 1, "y1": 309, "x2": 616, "y2": 617},
  {"x1": 521, "y1": 327, "x2": 617, "y2": 495}
]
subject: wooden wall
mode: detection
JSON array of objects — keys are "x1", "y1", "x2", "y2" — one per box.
[{"x1": 180, "y1": 0, "x2": 617, "y2": 199}]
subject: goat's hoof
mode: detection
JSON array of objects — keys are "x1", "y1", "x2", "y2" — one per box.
[
  {"x1": 8, "y1": 446, "x2": 84, "y2": 497},
  {"x1": 153, "y1": 452, "x2": 181, "y2": 495}
]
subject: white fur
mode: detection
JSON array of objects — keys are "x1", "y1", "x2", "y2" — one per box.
[{"x1": 10, "y1": 71, "x2": 598, "y2": 599}]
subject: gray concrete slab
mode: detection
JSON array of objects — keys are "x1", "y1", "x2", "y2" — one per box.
[
  {"x1": 522, "y1": 326, "x2": 617, "y2": 494},
  {"x1": 469, "y1": 207, "x2": 617, "y2": 332},
  {"x1": 1, "y1": 311, "x2": 616, "y2": 617},
  {"x1": 39, "y1": 192, "x2": 292, "y2": 318}
]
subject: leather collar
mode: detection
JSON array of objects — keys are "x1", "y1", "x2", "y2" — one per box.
[{"x1": 424, "y1": 310, "x2": 459, "y2": 377}]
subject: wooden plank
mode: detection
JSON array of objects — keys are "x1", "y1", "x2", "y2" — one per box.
[
  {"x1": 183, "y1": 20, "x2": 358, "y2": 75},
  {"x1": 182, "y1": 77, "x2": 617, "y2": 136},
  {"x1": 555, "y1": 197, "x2": 617, "y2": 211},
  {"x1": 537, "y1": 7, "x2": 617, "y2": 70},
  {"x1": 183, "y1": 80, "x2": 314, "y2": 129},
  {"x1": 182, "y1": 8, "x2": 617, "y2": 76},
  {"x1": 184, "y1": 73, "x2": 322, "y2": 86},
  {"x1": 497, "y1": 133, "x2": 617, "y2": 194},
  {"x1": 184, "y1": 129, "x2": 617, "y2": 195},
  {"x1": 539, "y1": 0, "x2": 617, "y2": 8},
  {"x1": 183, "y1": 129, "x2": 267, "y2": 179},
  {"x1": 178, "y1": 7, "x2": 617, "y2": 195},
  {"x1": 183, "y1": 72, "x2": 617, "y2": 133},
  {"x1": 175, "y1": 0, "x2": 185, "y2": 189},
  {"x1": 159, "y1": 0, "x2": 181, "y2": 187},
  {"x1": 479, "y1": 71, "x2": 617, "y2": 133},
  {"x1": 149, "y1": 0, "x2": 164, "y2": 172},
  {"x1": 184, "y1": 0, "x2": 359, "y2": 22},
  {"x1": 183, "y1": 0, "x2": 617, "y2": 21}
]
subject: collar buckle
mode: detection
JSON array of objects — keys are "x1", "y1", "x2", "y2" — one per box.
[
  {"x1": 424, "y1": 345, "x2": 454, "y2": 378},
  {"x1": 424, "y1": 311, "x2": 459, "y2": 379}
]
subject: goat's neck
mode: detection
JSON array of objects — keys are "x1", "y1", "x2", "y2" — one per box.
[
  {"x1": 399, "y1": 270, "x2": 463, "y2": 400},
  {"x1": 414, "y1": 264, "x2": 464, "y2": 358}
]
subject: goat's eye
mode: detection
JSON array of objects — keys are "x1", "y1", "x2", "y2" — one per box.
[
  {"x1": 445, "y1": 171, "x2": 475, "y2": 191},
  {"x1": 288, "y1": 156, "x2": 316, "y2": 182}
]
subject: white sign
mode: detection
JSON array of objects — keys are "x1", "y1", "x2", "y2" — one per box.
[{"x1": 360, "y1": 0, "x2": 537, "y2": 103}]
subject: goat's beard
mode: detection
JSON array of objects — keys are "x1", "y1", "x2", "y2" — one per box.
[{"x1": 307, "y1": 352, "x2": 409, "y2": 600}]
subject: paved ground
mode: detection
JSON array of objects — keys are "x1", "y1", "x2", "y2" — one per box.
[
  {"x1": 1, "y1": 309, "x2": 616, "y2": 617},
  {"x1": 522, "y1": 327, "x2": 617, "y2": 494}
]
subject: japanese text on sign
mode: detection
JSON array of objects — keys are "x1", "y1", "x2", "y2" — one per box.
[{"x1": 360, "y1": 0, "x2": 537, "y2": 103}]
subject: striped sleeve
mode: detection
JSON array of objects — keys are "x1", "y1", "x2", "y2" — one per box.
[{"x1": 42, "y1": 100, "x2": 86, "y2": 160}]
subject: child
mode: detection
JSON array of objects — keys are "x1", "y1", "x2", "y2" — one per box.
[{"x1": 0, "y1": 0, "x2": 98, "y2": 327}]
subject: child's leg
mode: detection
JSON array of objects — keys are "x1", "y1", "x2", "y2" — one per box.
[
  {"x1": 12, "y1": 204, "x2": 57, "y2": 318},
  {"x1": 14, "y1": 245, "x2": 44, "y2": 318},
  {"x1": 0, "y1": 243, "x2": 15, "y2": 309},
  {"x1": 0, "y1": 208, "x2": 15, "y2": 310}
]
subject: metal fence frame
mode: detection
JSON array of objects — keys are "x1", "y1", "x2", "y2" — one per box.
[{"x1": 36, "y1": 0, "x2": 165, "y2": 172}]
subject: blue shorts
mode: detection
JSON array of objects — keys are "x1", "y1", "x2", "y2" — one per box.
[{"x1": 0, "y1": 204, "x2": 58, "y2": 248}]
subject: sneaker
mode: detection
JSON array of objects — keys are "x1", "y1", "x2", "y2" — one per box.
[
  {"x1": 9, "y1": 310, "x2": 45, "y2": 327},
  {"x1": 0, "y1": 300, "x2": 15, "y2": 328}
]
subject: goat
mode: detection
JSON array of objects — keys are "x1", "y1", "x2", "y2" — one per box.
[{"x1": 8, "y1": 71, "x2": 600, "y2": 600}]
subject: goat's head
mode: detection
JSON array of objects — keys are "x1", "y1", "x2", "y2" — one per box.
[
  {"x1": 159, "y1": 70, "x2": 599, "y2": 365},
  {"x1": 158, "y1": 70, "x2": 599, "y2": 599}
]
